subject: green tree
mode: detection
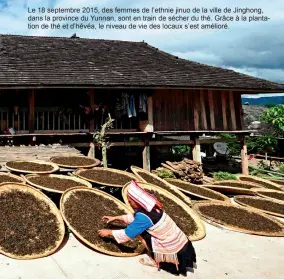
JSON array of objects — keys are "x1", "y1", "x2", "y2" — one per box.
[{"x1": 261, "y1": 104, "x2": 284, "y2": 136}]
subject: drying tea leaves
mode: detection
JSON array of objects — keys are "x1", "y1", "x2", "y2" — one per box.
[
  {"x1": 257, "y1": 191, "x2": 284, "y2": 202},
  {"x1": 28, "y1": 176, "x2": 84, "y2": 191},
  {"x1": 63, "y1": 191, "x2": 142, "y2": 253},
  {"x1": 136, "y1": 171, "x2": 189, "y2": 204},
  {"x1": 51, "y1": 156, "x2": 98, "y2": 167},
  {"x1": 236, "y1": 196, "x2": 284, "y2": 216},
  {"x1": 212, "y1": 180, "x2": 261, "y2": 189},
  {"x1": 79, "y1": 169, "x2": 134, "y2": 186},
  {"x1": 148, "y1": 190, "x2": 198, "y2": 236},
  {"x1": 170, "y1": 180, "x2": 226, "y2": 201},
  {"x1": 6, "y1": 161, "x2": 54, "y2": 172},
  {"x1": 0, "y1": 190, "x2": 61, "y2": 256},
  {"x1": 198, "y1": 204, "x2": 282, "y2": 233},
  {"x1": 238, "y1": 176, "x2": 282, "y2": 191},
  {"x1": 0, "y1": 174, "x2": 22, "y2": 184}
]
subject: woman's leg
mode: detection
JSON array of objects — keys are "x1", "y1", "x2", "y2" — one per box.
[{"x1": 139, "y1": 233, "x2": 157, "y2": 267}]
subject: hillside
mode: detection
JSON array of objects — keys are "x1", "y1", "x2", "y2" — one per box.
[{"x1": 242, "y1": 96, "x2": 284, "y2": 106}]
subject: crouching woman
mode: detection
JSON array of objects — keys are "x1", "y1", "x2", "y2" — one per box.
[{"x1": 98, "y1": 181, "x2": 196, "y2": 276}]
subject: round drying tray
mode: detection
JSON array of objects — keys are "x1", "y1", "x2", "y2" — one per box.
[
  {"x1": 205, "y1": 179, "x2": 264, "y2": 195},
  {"x1": 192, "y1": 200, "x2": 284, "y2": 237},
  {"x1": 165, "y1": 178, "x2": 230, "y2": 202},
  {"x1": 23, "y1": 174, "x2": 92, "y2": 194},
  {"x1": 122, "y1": 181, "x2": 206, "y2": 241},
  {"x1": 50, "y1": 156, "x2": 101, "y2": 169},
  {"x1": 254, "y1": 189, "x2": 284, "y2": 204},
  {"x1": 5, "y1": 160, "x2": 59, "y2": 174},
  {"x1": 130, "y1": 165, "x2": 192, "y2": 206},
  {"x1": 268, "y1": 179, "x2": 284, "y2": 186},
  {"x1": 60, "y1": 187, "x2": 144, "y2": 257},
  {"x1": 0, "y1": 172, "x2": 26, "y2": 184},
  {"x1": 74, "y1": 167, "x2": 137, "y2": 187},
  {"x1": 0, "y1": 183, "x2": 65, "y2": 260},
  {"x1": 237, "y1": 175, "x2": 283, "y2": 191},
  {"x1": 234, "y1": 195, "x2": 284, "y2": 218}
]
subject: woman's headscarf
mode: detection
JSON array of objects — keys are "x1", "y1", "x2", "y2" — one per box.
[{"x1": 127, "y1": 181, "x2": 163, "y2": 212}]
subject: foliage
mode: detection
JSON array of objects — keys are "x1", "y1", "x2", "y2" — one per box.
[
  {"x1": 261, "y1": 104, "x2": 284, "y2": 136},
  {"x1": 213, "y1": 171, "x2": 237, "y2": 181},
  {"x1": 217, "y1": 133, "x2": 277, "y2": 155},
  {"x1": 172, "y1": 145, "x2": 191, "y2": 156},
  {"x1": 93, "y1": 114, "x2": 114, "y2": 168},
  {"x1": 279, "y1": 165, "x2": 284, "y2": 174},
  {"x1": 153, "y1": 168, "x2": 176, "y2": 179},
  {"x1": 247, "y1": 136, "x2": 277, "y2": 154}
]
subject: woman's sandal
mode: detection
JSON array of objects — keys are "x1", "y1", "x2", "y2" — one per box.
[{"x1": 139, "y1": 257, "x2": 157, "y2": 268}]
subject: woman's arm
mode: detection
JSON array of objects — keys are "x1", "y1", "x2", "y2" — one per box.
[
  {"x1": 98, "y1": 213, "x2": 153, "y2": 244},
  {"x1": 102, "y1": 214, "x2": 134, "y2": 225}
]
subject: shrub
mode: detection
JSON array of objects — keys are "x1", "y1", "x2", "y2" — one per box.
[{"x1": 213, "y1": 172, "x2": 237, "y2": 181}]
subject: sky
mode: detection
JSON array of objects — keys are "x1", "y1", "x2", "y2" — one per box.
[{"x1": 0, "y1": 0, "x2": 283, "y2": 97}]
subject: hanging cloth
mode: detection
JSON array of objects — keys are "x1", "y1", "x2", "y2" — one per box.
[
  {"x1": 139, "y1": 94, "x2": 148, "y2": 113},
  {"x1": 129, "y1": 95, "x2": 137, "y2": 118}
]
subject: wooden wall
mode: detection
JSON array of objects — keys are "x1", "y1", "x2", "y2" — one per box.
[{"x1": 152, "y1": 89, "x2": 243, "y2": 131}]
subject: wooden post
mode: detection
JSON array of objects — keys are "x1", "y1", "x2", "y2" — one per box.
[
  {"x1": 142, "y1": 138, "x2": 151, "y2": 171},
  {"x1": 88, "y1": 89, "x2": 95, "y2": 132},
  {"x1": 28, "y1": 89, "x2": 35, "y2": 133},
  {"x1": 221, "y1": 90, "x2": 228, "y2": 130},
  {"x1": 192, "y1": 136, "x2": 202, "y2": 163},
  {"x1": 229, "y1": 90, "x2": 237, "y2": 130},
  {"x1": 239, "y1": 135, "x2": 249, "y2": 175}
]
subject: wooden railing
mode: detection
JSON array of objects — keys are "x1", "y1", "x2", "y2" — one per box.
[{"x1": 0, "y1": 107, "x2": 137, "y2": 133}]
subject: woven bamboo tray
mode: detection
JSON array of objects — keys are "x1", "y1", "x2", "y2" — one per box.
[
  {"x1": 130, "y1": 166, "x2": 192, "y2": 206},
  {"x1": 254, "y1": 189, "x2": 284, "y2": 203},
  {"x1": 192, "y1": 200, "x2": 284, "y2": 237},
  {"x1": 269, "y1": 179, "x2": 284, "y2": 187},
  {"x1": 122, "y1": 181, "x2": 206, "y2": 241},
  {"x1": 60, "y1": 187, "x2": 145, "y2": 257},
  {"x1": 74, "y1": 167, "x2": 137, "y2": 187},
  {"x1": 205, "y1": 180, "x2": 263, "y2": 195},
  {"x1": 5, "y1": 160, "x2": 59, "y2": 174},
  {"x1": 50, "y1": 156, "x2": 101, "y2": 169},
  {"x1": 237, "y1": 175, "x2": 283, "y2": 191},
  {"x1": 0, "y1": 183, "x2": 65, "y2": 260},
  {"x1": 23, "y1": 174, "x2": 92, "y2": 194},
  {"x1": 0, "y1": 172, "x2": 26, "y2": 184},
  {"x1": 165, "y1": 178, "x2": 230, "y2": 202},
  {"x1": 234, "y1": 195, "x2": 284, "y2": 218}
]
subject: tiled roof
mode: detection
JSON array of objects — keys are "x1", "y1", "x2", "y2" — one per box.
[{"x1": 0, "y1": 34, "x2": 283, "y2": 91}]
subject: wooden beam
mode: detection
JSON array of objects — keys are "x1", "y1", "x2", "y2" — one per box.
[
  {"x1": 88, "y1": 89, "x2": 95, "y2": 132},
  {"x1": 28, "y1": 89, "x2": 35, "y2": 133},
  {"x1": 239, "y1": 135, "x2": 249, "y2": 175},
  {"x1": 192, "y1": 136, "x2": 202, "y2": 163},
  {"x1": 193, "y1": 90, "x2": 200, "y2": 130},
  {"x1": 142, "y1": 139, "x2": 151, "y2": 171},
  {"x1": 221, "y1": 90, "x2": 228, "y2": 130},
  {"x1": 200, "y1": 138, "x2": 238, "y2": 144},
  {"x1": 229, "y1": 90, "x2": 237, "y2": 130},
  {"x1": 208, "y1": 90, "x2": 215, "y2": 130},
  {"x1": 200, "y1": 89, "x2": 208, "y2": 130}
]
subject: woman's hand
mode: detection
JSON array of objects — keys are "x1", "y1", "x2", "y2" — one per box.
[
  {"x1": 102, "y1": 216, "x2": 116, "y2": 223},
  {"x1": 98, "y1": 229, "x2": 112, "y2": 238}
]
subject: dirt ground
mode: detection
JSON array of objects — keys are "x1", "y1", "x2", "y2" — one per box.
[{"x1": 0, "y1": 215, "x2": 283, "y2": 279}]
